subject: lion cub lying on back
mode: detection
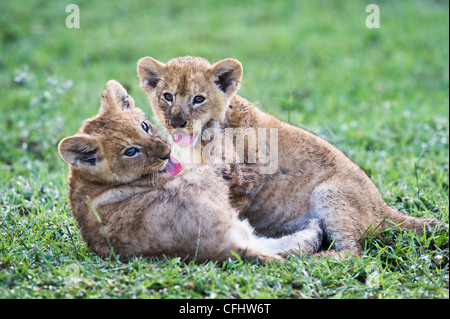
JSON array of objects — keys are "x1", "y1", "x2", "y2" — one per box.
[
  {"x1": 58, "y1": 80, "x2": 323, "y2": 262},
  {"x1": 137, "y1": 56, "x2": 446, "y2": 259}
]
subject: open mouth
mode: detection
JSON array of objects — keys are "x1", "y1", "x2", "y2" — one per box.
[
  {"x1": 163, "y1": 154, "x2": 183, "y2": 175},
  {"x1": 172, "y1": 124, "x2": 211, "y2": 146},
  {"x1": 173, "y1": 133, "x2": 194, "y2": 146}
]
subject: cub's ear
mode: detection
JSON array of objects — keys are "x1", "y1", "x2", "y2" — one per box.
[
  {"x1": 209, "y1": 58, "x2": 243, "y2": 96},
  {"x1": 137, "y1": 57, "x2": 166, "y2": 93},
  {"x1": 58, "y1": 134, "x2": 99, "y2": 168},
  {"x1": 101, "y1": 80, "x2": 135, "y2": 112}
]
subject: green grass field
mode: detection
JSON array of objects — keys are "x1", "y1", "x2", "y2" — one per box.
[{"x1": 0, "y1": 0, "x2": 448, "y2": 299}]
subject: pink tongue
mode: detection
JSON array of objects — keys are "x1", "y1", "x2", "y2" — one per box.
[
  {"x1": 164, "y1": 154, "x2": 182, "y2": 175},
  {"x1": 173, "y1": 133, "x2": 194, "y2": 146}
]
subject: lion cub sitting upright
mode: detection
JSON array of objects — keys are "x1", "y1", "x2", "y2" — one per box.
[
  {"x1": 58, "y1": 80, "x2": 323, "y2": 262},
  {"x1": 137, "y1": 56, "x2": 446, "y2": 259}
]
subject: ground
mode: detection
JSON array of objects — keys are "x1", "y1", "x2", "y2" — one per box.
[{"x1": 0, "y1": 0, "x2": 448, "y2": 299}]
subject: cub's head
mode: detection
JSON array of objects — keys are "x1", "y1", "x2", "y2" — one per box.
[
  {"x1": 137, "y1": 56, "x2": 242, "y2": 146},
  {"x1": 58, "y1": 80, "x2": 182, "y2": 184}
]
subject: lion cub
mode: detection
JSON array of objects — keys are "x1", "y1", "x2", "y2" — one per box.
[
  {"x1": 137, "y1": 56, "x2": 446, "y2": 258},
  {"x1": 58, "y1": 80, "x2": 323, "y2": 262}
]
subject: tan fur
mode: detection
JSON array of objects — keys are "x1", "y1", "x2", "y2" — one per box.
[
  {"x1": 58, "y1": 80, "x2": 323, "y2": 263},
  {"x1": 137, "y1": 56, "x2": 447, "y2": 259}
]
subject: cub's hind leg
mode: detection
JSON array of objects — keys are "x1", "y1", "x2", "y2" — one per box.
[
  {"x1": 308, "y1": 179, "x2": 447, "y2": 260},
  {"x1": 308, "y1": 182, "x2": 370, "y2": 259}
]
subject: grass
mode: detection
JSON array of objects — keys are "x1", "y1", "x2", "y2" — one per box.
[{"x1": 0, "y1": 0, "x2": 448, "y2": 299}]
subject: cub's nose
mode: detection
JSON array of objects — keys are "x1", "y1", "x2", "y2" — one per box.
[
  {"x1": 171, "y1": 116, "x2": 187, "y2": 128},
  {"x1": 160, "y1": 150, "x2": 171, "y2": 161}
]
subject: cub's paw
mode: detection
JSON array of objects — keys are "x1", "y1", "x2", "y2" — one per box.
[
  {"x1": 280, "y1": 219, "x2": 324, "y2": 258},
  {"x1": 221, "y1": 163, "x2": 264, "y2": 196}
]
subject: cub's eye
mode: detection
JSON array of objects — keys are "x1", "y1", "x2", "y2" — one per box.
[
  {"x1": 141, "y1": 121, "x2": 150, "y2": 133},
  {"x1": 193, "y1": 95, "x2": 205, "y2": 105},
  {"x1": 124, "y1": 147, "x2": 140, "y2": 157},
  {"x1": 163, "y1": 93, "x2": 173, "y2": 102}
]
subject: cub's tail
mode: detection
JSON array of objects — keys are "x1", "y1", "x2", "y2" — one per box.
[{"x1": 382, "y1": 205, "x2": 447, "y2": 234}]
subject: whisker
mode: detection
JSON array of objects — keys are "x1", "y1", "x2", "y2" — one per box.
[
  {"x1": 145, "y1": 166, "x2": 167, "y2": 188},
  {"x1": 148, "y1": 171, "x2": 153, "y2": 187}
]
